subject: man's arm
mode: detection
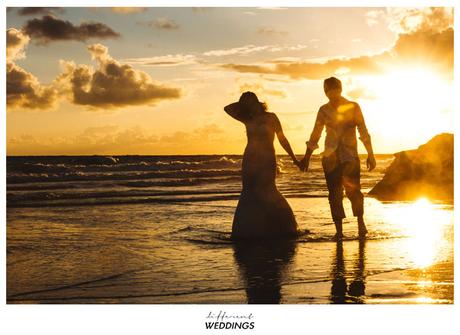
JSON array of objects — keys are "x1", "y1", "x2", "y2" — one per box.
[
  {"x1": 300, "y1": 108, "x2": 325, "y2": 171},
  {"x1": 355, "y1": 103, "x2": 376, "y2": 171}
]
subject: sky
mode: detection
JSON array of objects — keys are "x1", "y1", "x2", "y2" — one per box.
[{"x1": 6, "y1": 7, "x2": 454, "y2": 155}]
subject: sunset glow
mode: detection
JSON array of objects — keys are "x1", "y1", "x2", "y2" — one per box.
[{"x1": 6, "y1": 7, "x2": 453, "y2": 155}]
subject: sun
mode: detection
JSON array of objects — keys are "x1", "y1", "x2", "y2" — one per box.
[{"x1": 349, "y1": 67, "x2": 454, "y2": 152}]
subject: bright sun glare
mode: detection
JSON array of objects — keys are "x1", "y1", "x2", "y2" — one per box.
[
  {"x1": 384, "y1": 197, "x2": 451, "y2": 268},
  {"x1": 354, "y1": 67, "x2": 453, "y2": 148}
]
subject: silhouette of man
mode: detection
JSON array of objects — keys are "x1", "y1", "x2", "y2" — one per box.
[{"x1": 300, "y1": 77, "x2": 376, "y2": 240}]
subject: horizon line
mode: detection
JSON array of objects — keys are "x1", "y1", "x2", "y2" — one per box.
[{"x1": 6, "y1": 153, "x2": 396, "y2": 157}]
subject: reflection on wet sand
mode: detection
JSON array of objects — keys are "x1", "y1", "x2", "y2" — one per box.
[
  {"x1": 383, "y1": 198, "x2": 451, "y2": 268},
  {"x1": 330, "y1": 240, "x2": 366, "y2": 304},
  {"x1": 233, "y1": 240, "x2": 297, "y2": 304}
]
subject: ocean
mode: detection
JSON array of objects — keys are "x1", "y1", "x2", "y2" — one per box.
[{"x1": 6, "y1": 155, "x2": 454, "y2": 303}]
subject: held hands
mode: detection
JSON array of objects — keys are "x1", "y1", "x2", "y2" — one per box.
[
  {"x1": 296, "y1": 156, "x2": 309, "y2": 172},
  {"x1": 366, "y1": 154, "x2": 376, "y2": 171},
  {"x1": 301, "y1": 156, "x2": 310, "y2": 172},
  {"x1": 293, "y1": 157, "x2": 300, "y2": 169}
]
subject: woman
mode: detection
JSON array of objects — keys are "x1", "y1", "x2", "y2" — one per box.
[{"x1": 225, "y1": 92, "x2": 299, "y2": 240}]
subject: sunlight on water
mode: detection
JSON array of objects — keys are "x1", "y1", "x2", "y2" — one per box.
[
  {"x1": 384, "y1": 198, "x2": 452, "y2": 268},
  {"x1": 7, "y1": 156, "x2": 453, "y2": 304}
]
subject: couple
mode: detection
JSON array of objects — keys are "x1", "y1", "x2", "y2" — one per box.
[{"x1": 225, "y1": 77, "x2": 376, "y2": 241}]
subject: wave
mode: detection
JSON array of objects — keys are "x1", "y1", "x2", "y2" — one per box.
[
  {"x1": 6, "y1": 191, "x2": 335, "y2": 207},
  {"x1": 7, "y1": 168, "x2": 241, "y2": 184},
  {"x1": 7, "y1": 194, "x2": 242, "y2": 208},
  {"x1": 7, "y1": 156, "x2": 242, "y2": 175},
  {"x1": 7, "y1": 175, "x2": 242, "y2": 191},
  {"x1": 7, "y1": 188, "x2": 241, "y2": 203},
  {"x1": 165, "y1": 226, "x2": 405, "y2": 247}
]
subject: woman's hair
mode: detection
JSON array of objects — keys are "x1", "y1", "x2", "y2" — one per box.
[
  {"x1": 260, "y1": 101, "x2": 268, "y2": 112},
  {"x1": 239, "y1": 91, "x2": 268, "y2": 118}
]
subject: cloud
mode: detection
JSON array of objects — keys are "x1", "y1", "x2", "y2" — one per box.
[
  {"x1": 221, "y1": 54, "x2": 386, "y2": 80},
  {"x1": 22, "y1": 15, "x2": 120, "y2": 44},
  {"x1": 6, "y1": 28, "x2": 30, "y2": 61},
  {"x1": 138, "y1": 17, "x2": 179, "y2": 30},
  {"x1": 81, "y1": 125, "x2": 119, "y2": 136},
  {"x1": 392, "y1": 27, "x2": 453, "y2": 76},
  {"x1": 6, "y1": 30, "x2": 181, "y2": 111},
  {"x1": 59, "y1": 44, "x2": 182, "y2": 108},
  {"x1": 8, "y1": 124, "x2": 226, "y2": 155},
  {"x1": 203, "y1": 44, "x2": 306, "y2": 57},
  {"x1": 8, "y1": 126, "x2": 157, "y2": 155},
  {"x1": 110, "y1": 7, "x2": 147, "y2": 14},
  {"x1": 7, "y1": 29, "x2": 57, "y2": 110},
  {"x1": 346, "y1": 86, "x2": 377, "y2": 100},
  {"x1": 385, "y1": 7, "x2": 453, "y2": 34},
  {"x1": 238, "y1": 82, "x2": 287, "y2": 99},
  {"x1": 161, "y1": 124, "x2": 223, "y2": 144},
  {"x1": 365, "y1": 10, "x2": 385, "y2": 27},
  {"x1": 203, "y1": 45, "x2": 273, "y2": 57},
  {"x1": 220, "y1": 8, "x2": 453, "y2": 81},
  {"x1": 122, "y1": 54, "x2": 197, "y2": 66},
  {"x1": 17, "y1": 7, "x2": 64, "y2": 16},
  {"x1": 257, "y1": 27, "x2": 288, "y2": 36},
  {"x1": 7, "y1": 62, "x2": 58, "y2": 109}
]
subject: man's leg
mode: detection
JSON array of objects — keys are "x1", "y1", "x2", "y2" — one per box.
[
  {"x1": 342, "y1": 158, "x2": 367, "y2": 237},
  {"x1": 322, "y1": 154, "x2": 345, "y2": 239}
]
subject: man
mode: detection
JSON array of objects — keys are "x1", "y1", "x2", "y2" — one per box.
[{"x1": 300, "y1": 77, "x2": 376, "y2": 240}]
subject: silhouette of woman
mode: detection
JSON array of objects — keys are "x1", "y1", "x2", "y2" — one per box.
[{"x1": 225, "y1": 92, "x2": 299, "y2": 239}]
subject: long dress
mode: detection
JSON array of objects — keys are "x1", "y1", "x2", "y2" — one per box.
[{"x1": 231, "y1": 112, "x2": 298, "y2": 240}]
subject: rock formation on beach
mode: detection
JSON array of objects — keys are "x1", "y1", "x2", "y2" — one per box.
[{"x1": 369, "y1": 133, "x2": 453, "y2": 201}]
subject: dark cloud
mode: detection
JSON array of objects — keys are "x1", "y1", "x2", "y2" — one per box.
[
  {"x1": 60, "y1": 44, "x2": 182, "y2": 108},
  {"x1": 6, "y1": 29, "x2": 57, "y2": 109},
  {"x1": 138, "y1": 17, "x2": 179, "y2": 30},
  {"x1": 22, "y1": 15, "x2": 120, "y2": 44},
  {"x1": 7, "y1": 63, "x2": 57, "y2": 109},
  {"x1": 17, "y1": 7, "x2": 63, "y2": 16}
]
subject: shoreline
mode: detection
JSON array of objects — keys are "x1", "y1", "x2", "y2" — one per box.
[{"x1": 8, "y1": 259, "x2": 453, "y2": 304}]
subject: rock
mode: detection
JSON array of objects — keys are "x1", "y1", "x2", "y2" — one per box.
[{"x1": 369, "y1": 133, "x2": 453, "y2": 201}]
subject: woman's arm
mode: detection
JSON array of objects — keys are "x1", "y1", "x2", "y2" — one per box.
[
  {"x1": 224, "y1": 102, "x2": 246, "y2": 122},
  {"x1": 273, "y1": 114, "x2": 299, "y2": 165}
]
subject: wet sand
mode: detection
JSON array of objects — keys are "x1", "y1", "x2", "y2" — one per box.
[{"x1": 7, "y1": 197, "x2": 453, "y2": 304}]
